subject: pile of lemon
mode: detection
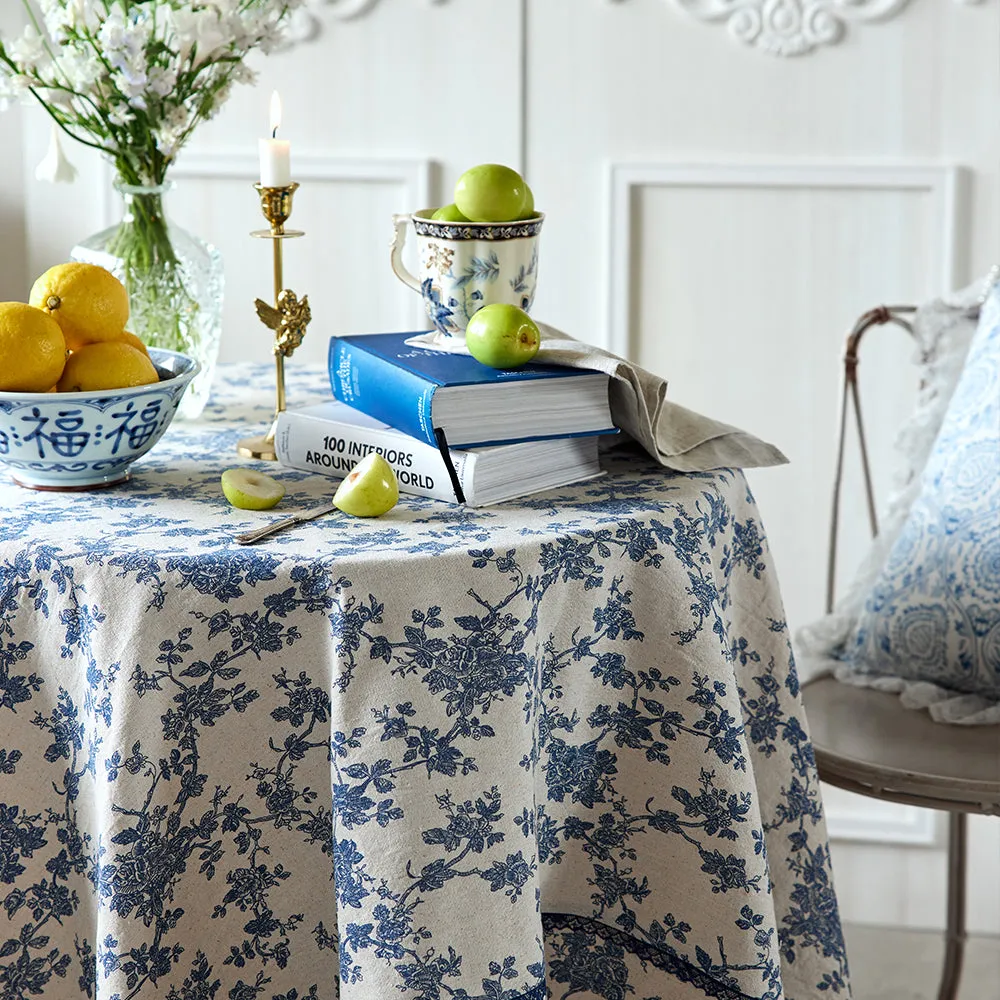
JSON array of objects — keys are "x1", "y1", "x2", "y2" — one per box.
[{"x1": 0, "y1": 262, "x2": 159, "y2": 394}]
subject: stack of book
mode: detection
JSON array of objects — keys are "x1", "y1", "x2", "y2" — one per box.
[{"x1": 274, "y1": 331, "x2": 617, "y2": 506}]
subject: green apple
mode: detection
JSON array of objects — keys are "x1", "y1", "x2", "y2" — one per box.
[
  {"x1": 454, "y1": 164, "x2": 528, "y2": 223},
  {"x1": 221, "y1": 468, "x2": 286, "y2": 510},
  {"x1": 334, "y1": 452, "x2": 400, "y2": 517},
  {"x1": 431, "y1": 203, "x2": 470, "y2": 222},
  {"x1": 520, "y1": 184, "x2": 535, "y2": 219},
  {"x1": 465, "y1": 303, "x2": 541, "y2": 369}
]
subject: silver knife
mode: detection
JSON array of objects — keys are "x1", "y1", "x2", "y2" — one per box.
[{"x1": 233, "y1": 503, "x2": 336, "y2": 545}]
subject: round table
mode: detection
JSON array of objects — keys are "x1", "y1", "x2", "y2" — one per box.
[{"x1": 0, "y1": 365, "x2": 850, "y2": 1000}]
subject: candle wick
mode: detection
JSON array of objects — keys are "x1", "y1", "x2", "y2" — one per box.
[{"x1": 272, "y1": 127, "x2": 278, "y2": 139}]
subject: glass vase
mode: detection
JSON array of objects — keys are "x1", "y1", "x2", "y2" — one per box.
[{"x1": 71, "y1": 180, "x2": 223, "y2": 420}]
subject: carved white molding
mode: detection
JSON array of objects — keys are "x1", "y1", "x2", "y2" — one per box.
[
  {"x1": 606, "y1": 162, "x2": 967, "y2": 359},
  {"x1": 670, "y1": 0, "x2": 908, "y2": 56},
  {"x1": 278, "y1": 0, "x2": 988, "y2": 53},
  {"x1": 279, "y1": 0, "x2": 450, "y2": 47},
  {"x1": 606, "y1": 0, "x2": 989, "y2": 57}
]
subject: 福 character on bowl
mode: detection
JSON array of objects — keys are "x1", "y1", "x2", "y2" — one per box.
[{"x1": 0, "y1": 348, "x2": 199, "y2": 490}]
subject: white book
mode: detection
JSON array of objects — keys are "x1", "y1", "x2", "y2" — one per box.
[{"x1": 274, "y1": 401, "x2": 606, "y2": 507}]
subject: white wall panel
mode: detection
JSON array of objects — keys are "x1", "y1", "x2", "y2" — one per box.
[
  {"x1": 525, "y1": 0, "x2": 997, "y2": 348},
  {"x1": 623, "y1": 165, "x2": 958, "y2": 636}
]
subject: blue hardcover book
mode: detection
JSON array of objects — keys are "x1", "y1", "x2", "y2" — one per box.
[{"x1": 328, "y1": 332, "x2": 616, "y2": 448}]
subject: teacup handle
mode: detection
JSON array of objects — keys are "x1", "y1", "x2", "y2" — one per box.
[{"x1": 390, "y1": 213, "x2": 422, "y2": 293}]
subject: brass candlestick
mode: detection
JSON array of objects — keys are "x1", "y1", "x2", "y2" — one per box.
[{"x1": 237, "y1": 182, "x2": 311, "y2": 460}]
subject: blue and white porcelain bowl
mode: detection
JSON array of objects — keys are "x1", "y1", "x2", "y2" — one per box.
[{"x1": 0, "y1": 348, "x2": 199, "y2": 490}]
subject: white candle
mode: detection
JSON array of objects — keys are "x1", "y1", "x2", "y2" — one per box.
[{"x1": 259, "y1": 91, "x2": 292, "y2": 187}]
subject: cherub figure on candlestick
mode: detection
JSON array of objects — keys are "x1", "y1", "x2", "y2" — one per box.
[{"x1": 255, "y1": 290, "x2": 312, "y2": 358}]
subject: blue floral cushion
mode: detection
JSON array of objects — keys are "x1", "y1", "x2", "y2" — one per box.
[{"x1": 843, "y1": 284, "x2": 1000, "y2": 700}]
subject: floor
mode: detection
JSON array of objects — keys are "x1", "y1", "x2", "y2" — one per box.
[{"x1": 844, "y1": 924, "x2": 1000, "y2": 1000}]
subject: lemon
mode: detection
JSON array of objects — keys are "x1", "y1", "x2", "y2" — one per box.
[
  {"x1": 117, "y1": 330, "x2": 150, "y2": 356},
  {"x1": 0, "y1": 302, "x2": 67, "y2": 392},
  {"x1": 30, "y1": 262, "x2": 130, "y2": 352},
  {"x1": 56, "y1": 340, "x2": 159, "y2": 392}
]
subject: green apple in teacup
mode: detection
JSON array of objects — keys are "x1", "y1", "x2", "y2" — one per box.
[
  {"x1": 221, "y1": 468, "x2": 286, "y2": 510},
  {"x1": 465, "y1": 304, "x2": 541, "y2": 369},
  {"x1": 431, "y1": 203, "x2": 470, "y2": 222},
  {"x1": 334, "y1": 452, "x2": 400, "y2": 517},
  {"x1": 454, "y1": 164, "x2": 530, "y2": 223}
]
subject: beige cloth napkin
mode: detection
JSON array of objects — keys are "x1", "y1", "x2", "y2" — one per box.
[{"x1": 404, "y1": 324, "x2": 788, "y2": 472}]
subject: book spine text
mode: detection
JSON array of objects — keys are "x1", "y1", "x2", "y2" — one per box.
[{"x1": 328, "y1": 338, "x2": 437, "y2": 445}]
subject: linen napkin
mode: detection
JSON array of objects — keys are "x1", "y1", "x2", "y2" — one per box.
[{"x1": 404, "y1": 324, "x2": 788, "y2": 472}]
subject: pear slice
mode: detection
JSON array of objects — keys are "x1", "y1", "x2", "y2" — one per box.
[
  {"x1": 221, "y1": 468, "x2": 286, "y2": 510},
  {"x1": 333, "y1": 453, "x2": 399, "y2": 517}
]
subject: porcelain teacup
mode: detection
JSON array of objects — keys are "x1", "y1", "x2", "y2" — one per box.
[{"x1": 390, "y1": 210, "x2": 544, "y2": 338}]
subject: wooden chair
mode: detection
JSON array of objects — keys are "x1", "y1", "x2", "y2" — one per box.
[{"x1": 801, "y1": 305, "x2": 1000, "y2": 1000}]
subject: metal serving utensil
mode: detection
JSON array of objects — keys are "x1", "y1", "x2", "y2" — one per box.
[{"x1": 233, "y1": 503, "x2": 336, "y2": 545}]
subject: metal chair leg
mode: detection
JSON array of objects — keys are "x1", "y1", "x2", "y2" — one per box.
[{"x1": 936, "y1": 812, "x2": 968, "y2": 1000}]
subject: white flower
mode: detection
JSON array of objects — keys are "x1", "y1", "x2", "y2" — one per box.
[
  {"x1": 1, "y1": 1, "x2": 303, "y2": 169},
  {"x1": 207, "y1": 0, "x2": 241, "y2": 16},
  {"x1": 38, "y1": 87, "x2": 75, "y2": 111},
  {"x1": 154, "y1": 104, "x2": 191, "y2": 159},
  {"x1": 97, "y1": 9, "x2": 129, "y2": 52},
  {"x1": 54, "y1": 49, "x2": 103, "y2": 93},
  {"x1": 0, "y1": 73, "x2": 34, "y2": 100},
  {"x1": 107, "y1": 106, "x2": 135, "y2": 128},
  {"x1": 206, "y1": 81, "x2": 232, "y2": 118},
  {"x1": 169, "y1": 7, "x2": 228, "y2": 68},
  {"x1": 166, "y1": 104, "x2": 190, "y2": 135},
  {"x1": 231, "y1": 63, "x2": 257, "y2": 87},
  {"x1": 35, "y1": 122, "x2": 77, "y2": 184},
  {"x1": 154, "y1": 131, "x2": 178, "y2": 158},
  {"x1": 112, "y1": 61, "x2": 149, "y2": 109},
  {"x1": 40, "y1": 0, "x2": 100, "y2": 40},
  {"x1": 147, "y1": 66, "x2": 177, "y2": 99},
  {"x1": 8, "y1": 26, "x2": 47, "y2": 72}
]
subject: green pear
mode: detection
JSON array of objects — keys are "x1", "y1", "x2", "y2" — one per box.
[{"x1": 334, "y1": 452, "x2": 399, "y2": 517}]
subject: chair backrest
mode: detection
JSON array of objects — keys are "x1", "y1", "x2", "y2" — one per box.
[{"x1": 825, "y1": 305, "x2": 916, "y2": 615}]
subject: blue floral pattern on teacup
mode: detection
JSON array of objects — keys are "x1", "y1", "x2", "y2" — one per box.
[{"x1": 391, "y1": 213, "x2": 543, "y2": 337}]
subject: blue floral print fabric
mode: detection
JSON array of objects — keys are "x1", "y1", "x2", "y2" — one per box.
[
  {"x1": 0, "y1": 364, "x2": 849, "y2": 1000},
  {"x1": 843, "y1": 284, "x2": 1000, "y2": 705}
]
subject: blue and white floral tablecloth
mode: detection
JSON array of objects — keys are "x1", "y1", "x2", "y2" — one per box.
[{"x1": 0, "y1": 365, "x2": 850, "y2": 1000}]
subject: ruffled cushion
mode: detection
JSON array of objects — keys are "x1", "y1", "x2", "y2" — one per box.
[
  {"x1": 795, "y1": 276, "x2": 990, "y2": 721},
  {"x1": 838, "y1": 282, "x2": 1000, "y2": 712}
]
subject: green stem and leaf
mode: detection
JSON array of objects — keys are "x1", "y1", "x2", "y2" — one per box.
[{"x1": 104, "y1": 176, "x2": 197, "y2": 354}]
